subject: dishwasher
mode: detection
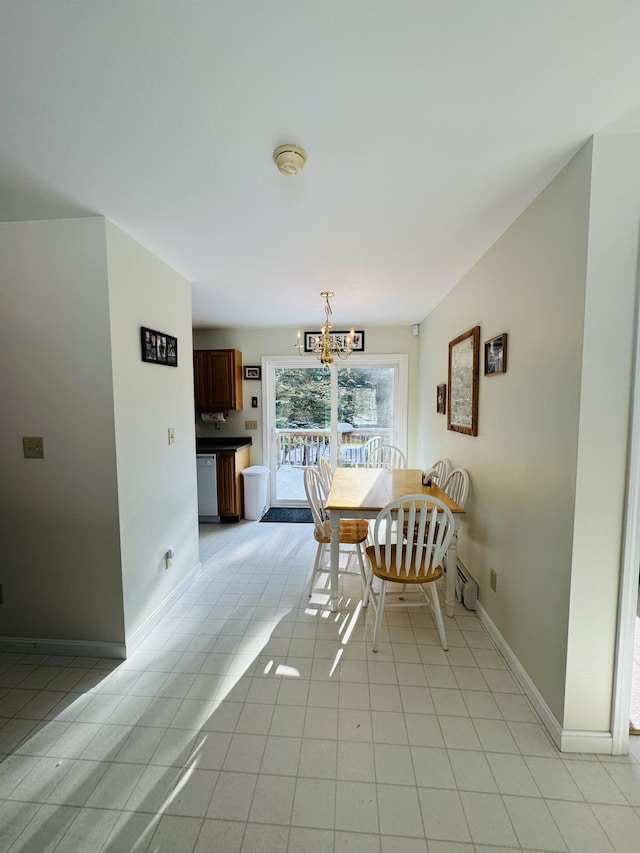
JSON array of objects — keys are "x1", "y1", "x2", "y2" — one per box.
[{"x1": 196, "y1": 454, "x2": 219, "y2": 521}]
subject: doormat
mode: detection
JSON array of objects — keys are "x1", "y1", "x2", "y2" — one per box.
[{"x1": 260, "y1": 507, "x2": 313, "y2": 523}]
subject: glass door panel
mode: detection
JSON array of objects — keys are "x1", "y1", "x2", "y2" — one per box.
[
  {"x1": 273, "y1": 366, "x2": 333, "y2": 503},
  {"x1": 336, "y1": 366, "x2": 395, "y2": 467},
  {"x1": 265, "y1": 355, "x2": 407, "y2": 507}
]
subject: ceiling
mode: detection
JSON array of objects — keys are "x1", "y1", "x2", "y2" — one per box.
[{"x1": 1, "y1": 2, "x2": 639, "y2": 330}]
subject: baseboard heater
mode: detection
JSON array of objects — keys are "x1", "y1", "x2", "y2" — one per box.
[{"x1": 455, "y1": 559, "x2": 478, "y2": 610}]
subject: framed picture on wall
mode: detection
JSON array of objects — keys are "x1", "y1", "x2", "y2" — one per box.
[
  {"x1": 243, "y1": 365, "x2": 261, "y2": 380},
  {"x1": 448, "y1": 326, "x2": 480, "y2": 436},
  {"x1": 484, "y1": 333, "x2": 508, "y2": 376},
  {"x1": 141, "y1": 326, "x2": 178, "y2": 367},
  {"x1": 304, "y1": 330, "x2": 365, "y2": 352},
  {"x1": 436, "y1": 383, "x2": 446, "y2": 415}
]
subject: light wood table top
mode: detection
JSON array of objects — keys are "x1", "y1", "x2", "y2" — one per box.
[{"x1": 326, "y1": 467, "x2": 465, "y2": 515}]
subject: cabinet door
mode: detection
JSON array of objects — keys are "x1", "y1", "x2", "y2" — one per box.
[
  {"x1": 193, "y1": 351, "x2": 212, "y2": 408},
  {"x1": 193, "y1": 349, "x2": 243, "y2": 410},
  {"x1": 216, "y1": 453, "x2": 237, "y2": 516}
]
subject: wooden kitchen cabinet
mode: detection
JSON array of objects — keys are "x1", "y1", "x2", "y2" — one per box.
[
  {"x1": 217, "y1": 446, "x2": 251, "y2": 520},
  {"x1": 193, "y1": 349, "x2": 243, "y2": 411}
]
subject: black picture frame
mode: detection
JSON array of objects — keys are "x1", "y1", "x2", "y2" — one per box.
[
  {"x1": 436, "y1": 383, "x2": 447, "y2": 415},
  {"x1": 304, "y1": 330, "x2": 365, "y2": 353},
  {"x1": 141, "y1": 326, "x2": 178, "y2": 367},
  {"x1": 484, "y1": 333, "x2": 508, "y2": 376},
  {"x1": 243, "y1": 365, "x2": 261, "y2": 380}
]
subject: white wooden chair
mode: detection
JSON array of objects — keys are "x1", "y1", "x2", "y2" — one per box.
[
  {"x1": 364, "y1": 495, "x2": 455, "y2": 652},
  {"x1": 317, "y1": 456, "x2": 334, "y2": 494},
  {"x1": 303, "y1": 466, "x2": 369, "y2": 599},
  {"x1": 358, "y1": 435, "x2": 384, "y2": 466},
  {"x1": 431, "y1": 459, "x2": 452, "y2": 487},
  {"x1": 364, "y1": 444, "x2": 407, "y2": 469},
  {"x1": 442, "y1": 467, "x2": 470, "y2": 509}
]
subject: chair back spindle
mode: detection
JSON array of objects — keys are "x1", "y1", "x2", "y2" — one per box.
[
  {"x1": 431, "y1": 458, "x2": 452, "y2": 487},
  {"x1": 442, "y1": 467, "x2": 470, "y2": 509},
  {"x1": 365, "y1": 444, "x2": 407, "y2": 469}
]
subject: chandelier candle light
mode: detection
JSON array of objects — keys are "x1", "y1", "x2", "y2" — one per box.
[{"x1": 296, "y1": 291, "x2": 355, "y2": 367}]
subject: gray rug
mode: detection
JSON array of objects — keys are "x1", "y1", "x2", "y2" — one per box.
[{"x1": 260, "y1": 507, "x2": 313, "y2": 523}]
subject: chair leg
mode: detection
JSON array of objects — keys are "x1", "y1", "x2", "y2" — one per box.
[
  {"x1": 429, "y1": 581, "x2": 448, "y2": 651},
  {"x1": 362, "y1": 565, "x2": 373, "y2": 609},
  {"x1": 355, "y1": 544, "x2": 369, "y2": 606},
  {"x1": 372, "y1": 581, "x2": 387, "y2": 653},
  {"x1": 308, "y1": 543, "x2": 323, "y2": 596}
]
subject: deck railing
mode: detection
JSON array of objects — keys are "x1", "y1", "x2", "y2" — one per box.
[{"x1": 275, "y1": 427, "x2": 393, "y2": 468}]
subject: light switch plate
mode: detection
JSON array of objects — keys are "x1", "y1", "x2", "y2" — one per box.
[{"x1": 245, "y1": 420, "x2": 258, "y2": 430}]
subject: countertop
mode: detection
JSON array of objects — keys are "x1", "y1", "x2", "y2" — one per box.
[{"x1": 196, "y1": 437, "x2": 253, "y2": 453}]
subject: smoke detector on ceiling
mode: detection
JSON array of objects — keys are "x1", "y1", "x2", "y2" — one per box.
[{"x1": 273, "y1": 144, "x2": 307, "y2": 176}]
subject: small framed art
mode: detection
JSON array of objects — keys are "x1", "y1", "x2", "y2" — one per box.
[
  {"x1": 243, "y1": 365, "x2": 261, "y2": 380},
  {"x1": 484, "y1": 333, "x2": 507, "y2": 376},
  {"x1": 141, "y1": 326, "x2": 178, "y2": 367},
  {"x1": 436, "y1": 383, "x2": 447, "y2": 414}
]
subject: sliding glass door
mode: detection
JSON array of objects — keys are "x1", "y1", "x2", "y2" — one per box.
[{"x1": 264, "y1": 355, "x2": 408, "y2": 505}]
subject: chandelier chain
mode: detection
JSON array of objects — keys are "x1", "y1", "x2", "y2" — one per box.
[{"x1": 295, "y1": 291, "x2": 355, "y2": 367}]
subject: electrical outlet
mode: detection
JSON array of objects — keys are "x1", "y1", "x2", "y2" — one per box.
[
  {"x1": 23, "y1": 436, "x2": 44, "y2": 459},
  {"x1": 489, "y1": 568, "x2": 497, "y2": 592},
  {"x1": 168, "y1": 427, "x2": 175, "y2": 445},
  {"x1": 245, "y1": 420, "x2": 258, "y2": 430}
]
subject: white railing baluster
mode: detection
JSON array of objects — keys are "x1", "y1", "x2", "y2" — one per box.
[{"x1": 275, "y1": 428, "x2": 393, "y2": 468}]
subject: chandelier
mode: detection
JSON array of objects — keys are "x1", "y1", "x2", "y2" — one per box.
[{"x1": 296, "y1": 291, "x2": 355, "y2": 367}]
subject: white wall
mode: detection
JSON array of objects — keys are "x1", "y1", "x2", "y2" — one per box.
[
  {"x1": 0, "y1": 217, "x2": 200, "y2": 653},
  {"x1": 418, "y1": 144, "x2": 593, "y2": 722},
  {"x1": 106, "y1": 222, "x2": 200, "y2": 641},
  {"x1": 564, "y1": 132, "x2": 640, "y2": 731},
  {"x1": 193, "y1": 325, "x2": 420, "y2": 464},
  {"x1": 418, "y1": 132, "x2": 640, "y2": 739},
  {"x1": 0, "y1": 219, "x2": 124, "y2": 644}
]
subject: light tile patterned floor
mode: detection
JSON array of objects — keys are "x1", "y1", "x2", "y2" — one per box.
[{"x1": 1, "y1": 520, "x2": 640, "y2": 852}]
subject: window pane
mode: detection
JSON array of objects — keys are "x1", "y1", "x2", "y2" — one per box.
[
  {"x1": 275, "y1": 367, "x2": 331, "y2": 428},
  {"x1": 337, "y1": 367, "x2": 394, "y2": 429},
  {"x1": 337, "y1": 367, "x2": 395, "y2": 467}
]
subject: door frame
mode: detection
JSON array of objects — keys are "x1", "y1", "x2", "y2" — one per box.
[
  {"x1": 262, "y1": 353, "x2": 408, "y2": 506},
  {"x1": 612, "y1": 280, "x2": 640, "y2": 753}
]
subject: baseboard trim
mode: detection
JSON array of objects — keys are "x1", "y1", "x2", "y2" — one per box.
[
  {"x1": 560, "y1": 730, "x2": 614, "y2": 754},
  {"x1": 125, "y1": 560, "x2": 202, "y2": 655},
  {"x1": 0, "y1": 561, "x2": 203, "y2": 662},
  {"x1": 0, "y1": 637, "x2": 127, "y2": 660},
  {"x1": 475, "y1": 601, "x2": 563, "y2": 749},
  {"x1": 476, "y1": 601, "x2": 615, "y2": 754}
]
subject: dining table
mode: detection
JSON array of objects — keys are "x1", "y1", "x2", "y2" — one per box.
[{"x1": 325, "y1": 467, "x2": 465, "y2": 615}]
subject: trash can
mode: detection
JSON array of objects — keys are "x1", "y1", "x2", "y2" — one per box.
[{"x1": 241, "y1": 465, "x2": 269, "y2": 520}]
